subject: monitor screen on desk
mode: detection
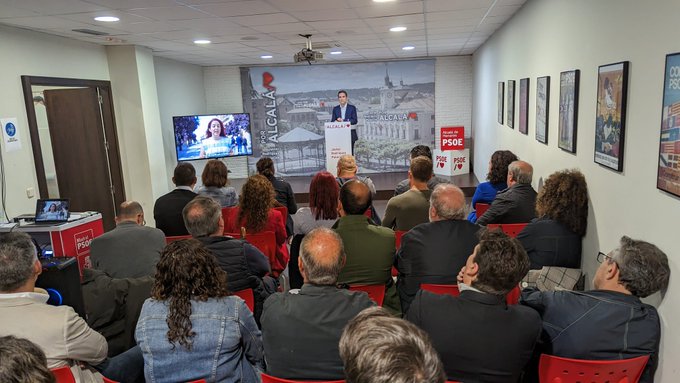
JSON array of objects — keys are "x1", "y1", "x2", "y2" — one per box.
[{"x1": 35, "y1": 199, "x2": 70, "y2": 223}]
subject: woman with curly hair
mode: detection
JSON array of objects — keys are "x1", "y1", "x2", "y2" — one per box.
[
  {"x1": 199, "y1": 118, "x2": 231, "y2": 158},
  {"x1": 223, "y1": 175, "x2": 288, "y2": 277},
  {"x1": 195, "y1": 159, "x2": 237, "y2": 207},
  {"x1": 517, "y1": 169, "x2": 589, "y2": 269},
  {"x1": 468, "y1": 150, "x2": 518, "y2": 222},
  {"x1": 135, "y1": 239, "x2": 263, "y2": 383}
]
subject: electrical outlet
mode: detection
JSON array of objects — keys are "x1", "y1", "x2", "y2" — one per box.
[{"x1": 26, "y1": 187, "x2": 35, "y2": 198}]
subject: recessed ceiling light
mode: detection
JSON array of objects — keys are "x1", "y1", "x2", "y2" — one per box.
[
  {"x1": 390, "y1": 26, "x2": 407, "y2": 32},
  {"x1": 402, "y1": 45, "x2": 415, "y2": 51},
  {"x1": 330, "y1": 51, "x2": 342, "y2": 55},
  {"x1": 94, "y1": 16, "x2": 119, "y2": 22},
  {"x1": 194, "y1": 39, "x2": 211, "y2": 44},
  {"x1": 373, "y1": 0, "x2": 396, "y2": 2},
  {"x1": 261, "y1": 55, "x2": 273, "y2": 59}
]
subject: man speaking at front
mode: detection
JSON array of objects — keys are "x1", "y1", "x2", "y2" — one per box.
[{"x1": 331, "y1": 90, "x2": 358, "y2": 154}]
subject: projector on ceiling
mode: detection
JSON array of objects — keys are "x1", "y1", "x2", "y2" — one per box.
[{"x1": 294, "y1": 34, "x2": 324, "y2": 64}]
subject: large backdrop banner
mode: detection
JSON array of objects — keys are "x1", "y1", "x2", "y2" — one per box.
[{"x1": 240, "y1": 59, "x2": 435, "y2": 176}]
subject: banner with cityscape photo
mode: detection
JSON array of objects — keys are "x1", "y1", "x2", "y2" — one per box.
[{"x1": 240, "y1": 59, "x2": 435, "y2": 176}]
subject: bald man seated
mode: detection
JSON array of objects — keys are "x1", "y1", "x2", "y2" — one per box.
[
  {"x1": 261, "y1": 228, "x2": 374, "y2": 381},
  {"x1": 90, "y1": 201, "x2": 165, "y2": 278},
  {"x1": 477, "y1": 160, "x2": 537, "y2": 225}
]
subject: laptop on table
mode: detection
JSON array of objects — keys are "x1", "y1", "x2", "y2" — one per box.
[{"x1": 29, "y1": 199, "x2": 70, "y2": 226}]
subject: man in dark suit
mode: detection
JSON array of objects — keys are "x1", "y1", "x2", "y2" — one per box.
[
  {"x1": 406, "y1": 230, "x2": 541, "y2": 383},
  {"x1": 330, "y1": 90, "x2": 358, "y2": 154},
  {"x1": 153, "y1": 162, "x2": 197, "y2": 236},
  {"x1": 477, "y1": 160, "x2": 537, "y2": 225},
  {"x1": 396, "y1": 183, "x2": 481, "y2": 313}
]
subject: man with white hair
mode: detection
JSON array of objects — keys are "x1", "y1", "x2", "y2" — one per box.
[
  {"x1": 396, "y1": 184, "x2": 481, "y2": 313},
  {"x1": 477, "y1": 160, "x2": 537, "y2": 225}
]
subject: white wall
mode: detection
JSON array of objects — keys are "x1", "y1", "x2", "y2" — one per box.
[
  {"x1": 0, "y1": 25, "x2": 110, "y2": 219},
  {"x1": 472, "y1": 1, "x2": 680, "y2": 380}
]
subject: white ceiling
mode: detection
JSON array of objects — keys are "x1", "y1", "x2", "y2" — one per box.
[{"x1": 0, "y1": 0, "x2": 525, "y2": 66}]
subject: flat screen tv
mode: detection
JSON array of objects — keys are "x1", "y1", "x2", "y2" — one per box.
[{"x1": 173, "y1": 113, "x2": 252, "y2": 161}]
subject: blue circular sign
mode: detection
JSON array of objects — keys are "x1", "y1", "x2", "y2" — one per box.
[{"x1": 5, "y1": 122, "x2": 16, "y2": 137}]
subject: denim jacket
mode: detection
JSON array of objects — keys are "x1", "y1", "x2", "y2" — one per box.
[{"x1": 135, "y1": 296, "x2": 264, "y2": 383}]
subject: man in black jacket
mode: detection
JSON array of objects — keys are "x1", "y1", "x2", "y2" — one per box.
[
  {"x1": 153, "y1": 162, "x2": 197, "y2": 236},
  {"x1": 477, "y1": 160, "x2": 537, "y2": 225},
  {"x1": 182, "y1": 196, "x2": 275, "y2": 323}
]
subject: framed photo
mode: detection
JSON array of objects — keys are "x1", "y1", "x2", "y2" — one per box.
[
  {"x1": 594, "y1": 61, "x2": 629, "y2": 171},
  {"x1": 536, "y1": 76, "x2": 550, "y2": 144},
  {"x1": 507, "y1": 80, "x2": 515, "y2": 128},
  {"x1": 498, "y1": 82, "x2": 504, "y2": 124},
  {"x1": 519, "y1": 78, "x2": 529, "y2": 135},
  {"x1": 657, "y1": 53, "x2": 680, "y2": 196},
  {"x1": 558, "y1": 70, "x2": 580, "y2": 153}
]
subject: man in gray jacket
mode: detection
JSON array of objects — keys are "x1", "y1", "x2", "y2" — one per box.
[{"x1": 91, "y1": 201, "x2": 165, "y2": 278}]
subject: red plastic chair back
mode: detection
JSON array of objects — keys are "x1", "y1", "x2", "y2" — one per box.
[
  {"x1": 486, "y1": 223, "x2": 528, "y2": 238},
  {"x1": 221, "y1": 206, "x2": 238, "y2": 225},
  {"x1": 538, "y1": 354, "x2": 649, "y2": 383},
  {"x1": 475, "y1": 203, "x2": 491, "y2": 217},
  {"x1": 51, "y1": 366, "x2": 76, "y2": 383},
  {"x1": 261, "y1": 372, "x2": 345, "y2": 383},
  {"x1": 246, "y1": 231, "x2": 277, "y2": 267},
  {"x1": 188, "y1": 380, "x2": 207, "y2": 383},
  {"x1": 349, "y1": 284, "x2": 386, "y2": 306},
  {"x1": 506, "y1": 285, "x2": 521, "y2": 305},
  {"x1": 421, "y1": 283, "x2": 460, "y2": 297},
  {"x1": 102, "y1": 377, "x2": 119, "y2": 383},
  {"x1": 395, "y1": 230, "x2": 406, "y2": 250},
  {"x1": 232, "y1": 288, "x2": 255, "y2": 312},
  {"x1": 165, "y1": 235, "x2": 192, "y2": 244}
]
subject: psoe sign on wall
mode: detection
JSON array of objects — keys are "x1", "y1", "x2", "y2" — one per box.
[{"x1": 440, "y1": 126, "x2": 465, "y2": 151}]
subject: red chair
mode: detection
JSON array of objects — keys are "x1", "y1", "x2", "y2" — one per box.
[
  {"x1": 226, "y1": 230, "x2": 277, "y2": 270},
  {"x1": 273, "y1": 206, "x2": 288, "y2": 220},
  {"x1": 349, "y1": 284, "x2": 386, "y2": 306},
  {"x1": 102, "y1": 377, "x2": 119, "y2": 383},
  {"x1": 232, "y1": 288, "x2": 255, "y2": 312},
  {"x1": 486, "y1": 223, "x2": 528, "y2": 238},
  {"x1": 188, "y1": 380, "x2": 207, "y2": 383},
  {"x1": 506, "y1": 285, "x2": 521, "y2": 305},
  {"x1": 221, "y1": 206, "x2": 238, "y2": 225},
  {"x1": 51, "y1": 366, "x2": 76, "y2": 383},
  {"x1": 475, "y1": 202, "x2": 491, "y2": 217},
  {"x1": 261, "y1": 372, "x2": 345, "y2": 383},
  {"x1": 421, "y1": 283, "x2": 460, "y2": 297},
  {"x1": 538, "y1": 354, "x2": 649, "y2": 383},
  {"x1": 395, "y1": 230, "x2": 406, "y2": 249},
  {"x1": 165, "y1": 235, "x2": 192, "y2": 244}
]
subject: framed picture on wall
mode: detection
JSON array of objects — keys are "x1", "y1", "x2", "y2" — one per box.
[
  {"x1": 519, "y1": 78, "x2": 529, "y2": 135},
  {"x1": 507, "y1": 80, "x2": 515, "y2": 128},
  {"x1": 594, "y1": 61, "x2": 629, "y2": 171},
  {"x1": 657, "y1": 53, "x2": 680, "y2": 196},
  {"x1": 558, "y1": 70, "x2": 579, "y2": 153},
  {"x1": 498, "y1": 82, "x2": 504, "y2": 124},
  {"x1": 536, "y1": 76, "x2": 550, "y2": 144}
]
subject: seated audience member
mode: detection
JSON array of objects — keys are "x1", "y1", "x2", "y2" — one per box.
[
  {"x1": 293, "y1": 171, "x2": 340, "y2": 235},
  {"x1": 257, "y1": 157, "x2": 297, "y2": 235},
  {"x1": 340, "y1": 306, "x2": 446, "y2": 383},
  {"x1": 195, "y1": 159, "x2": 237, "y2": 207},
  {"x1": 394, "y1": 145, "x2": 449, "y2": 196},
  {"x1": 468, "y1": 150, "x2": 518, "y2": 222},
  {"x1": 90, "y1": 201, "x2": 165, "y2": 278},
  {"x1": 477, "y1": 160, "x2": 537, "y2": 225},
  {"x1": 396, "y1": 184, "x2": 481, "y2": 313},
  {"x1": 0, "y1": 232, "x2": 143, "y2": 383},
  {"x1": 153, "y1": 162, "x2": 197, "y2": 236},
  {"x1": 521, "y1": 236, "x2": 670, "y2": 383},
  {"x1": 261, "y1": 228, "x2": 374, "y2": 380},
  {"x1": 517, "y1": 169, "x2": 589, "y2": 269},
  {"x1": 223, "y1": 175, "x2": 288, "y2": 278},
  {"x1": 382, "y1": 156, "x2": 434, "y2": 231},
  {"x1": 406, "y1": 230, "x2": 541, "y2": 383},
  {"x1": 0, "y1": 335, "x2": 55, "y2": 383},
  {"x1": 136, "y1": 240, "x2": 263, "y2": 383},
  {"x1": 336, "y1": 154, "x2": 381, "y2": 224},
  {"x1": 333, "y1": 180, "x2": 400, "y2": 315},
  {"x1": 183, "y1": 196, "x2": 275, "y2": 322}
]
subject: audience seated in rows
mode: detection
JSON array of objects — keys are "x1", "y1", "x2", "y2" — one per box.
[
  {"x1": 195, "y1": 159, "x2": 237, "y2": 207},
  {"x1": 517, "y1": 169, "x2": 589, "y2": 269},
  {"x1": 153, "y1": 162, "x2": 198, "y2": 236},
  {"x1": 293, "y1": 171, "x2": 340, "y2": 235},
  {"x1": 397, "y1": 184, "x2": 481, "y2": 313},
  {"x1": 90, "y1": 201, "x2": 164, "y2": 278},
  {"x1": 136, "y1": 240, "x2": 263, "y2": 383},
  {"x1": 394, "y1": 144, "x2": 449, "y2": 197},
  {"x1": 406, "y1": 229, "x2": 541, "y2": 383},
  {"x1": 0, "y1": 335, "x2": 55, "y2": 383},
  {"x1": 382, "y1": 155, "x2": 434, "y2": 231},
  {"x1": 340, "y1": 306, "x2": 446, "y2": 383},
  {"x1": 336, "y1": 154, "x2": 381, "y2": 224},
  {"x1": 467, "y1": 150, "x2": 518, "y2": 223},
  {"x1": 521, "y1": 235, "x2": 670, "y2": 383},
  {"x1": 477, "y1": 160, "x2": 537, "y2": 226},
  {"x1": 223, "y1": 175, "x2": 289, "y2": 278},
  {"x1": 333, "y1": 180, "x2": 401, "y2": 315},
  {"x1": 0, "y1": 232, "x2": 144, "y2": 383},
  {"x1": 183, "y1": 196, "x2": 276, "y2": 324},
  {"x1": 257, "y1": 156, "x2": 298, "y2": 236},
  {"x1": 261, "y1": 228, "x2": 374, "y2": 381}
]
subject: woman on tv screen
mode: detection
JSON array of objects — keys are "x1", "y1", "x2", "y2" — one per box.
[{"x1": 199, "y1": 118, "x2": 231, "y2": 158}]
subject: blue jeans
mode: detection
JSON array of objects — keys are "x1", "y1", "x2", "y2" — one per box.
[{"x1": 94, "y1": 345, "x2": 144, "y2": 383}]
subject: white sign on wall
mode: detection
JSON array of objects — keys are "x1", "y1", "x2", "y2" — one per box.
[{"x1": 1, "y1": 118, "x2": 22, "y2": 152}]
